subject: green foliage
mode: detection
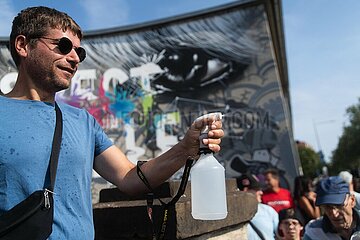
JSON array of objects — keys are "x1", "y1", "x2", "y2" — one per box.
[
  {"x1": 298, "y1": 145, "x2": 321, "y2": 178},
  {"x1": 330, "y1": 98, "x2": 360, "y2": 173}
]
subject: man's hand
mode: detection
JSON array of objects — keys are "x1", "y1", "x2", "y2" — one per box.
[{"x1": 180, "y1": 113, "x2": 224, "y2": 158}]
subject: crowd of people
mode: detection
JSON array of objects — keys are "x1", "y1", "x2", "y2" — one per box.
[{"x1": 237, "y1": 169, "x2": 360, "y2": 240}]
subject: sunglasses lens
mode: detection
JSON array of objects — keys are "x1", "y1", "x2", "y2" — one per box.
[
  {"x1": 58, "y1": 38, "x2": 73, "y2": 55},
  {"x1": 58, "y1": 37, "x2": 86, "y2": 62},
  {"x1": 76, "y1": 47, "x2": 86, "y2": 62}
]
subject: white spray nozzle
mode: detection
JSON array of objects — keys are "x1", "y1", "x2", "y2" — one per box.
[
  {"x1": 194, "y1": 112, "x2": 224, "y2": 125},
  {"x1": 194, "y1": 112, "x2": 224, "y2": 135}
]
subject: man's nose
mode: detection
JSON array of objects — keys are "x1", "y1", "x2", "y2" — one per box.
[
  {"x1": 67, "y1": 48, "x2": 80, "y2": 64},
  {"x1": 328, "y1": 208, "x2": 340, "y2": 217},
  {"x1": 289, "y1": 224, "x2": 295, "y2": 229}
]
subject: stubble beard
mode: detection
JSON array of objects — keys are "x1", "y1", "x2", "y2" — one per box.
[
  {"x1": 31, "y1": 68, "x2": 71, "y2": 95},
  {"x1": 27, "y1": 56, "x2": 72, "y2": 94},
  {"x1": 332, "y1": 218, "x2": 352, "y2": 232},
  {"x1": 48, "y1": 68, "x2": 72, "y2": 92}
]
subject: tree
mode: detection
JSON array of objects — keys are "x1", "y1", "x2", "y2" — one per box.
[
  {"x1": 296, "y1": 141, "x2": 321, "y2": 178},
  {"x1": 330, "y1": 98, "x2": 360, "y2": 173}
]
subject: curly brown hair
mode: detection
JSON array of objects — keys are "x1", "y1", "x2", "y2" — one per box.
[{"x1": 10, "y1": 6, "x2": 83, "y2": 67}]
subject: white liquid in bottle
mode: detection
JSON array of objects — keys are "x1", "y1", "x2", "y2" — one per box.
[{"x1": 190, "y1": 112, "x2": 227, "y2": 220}]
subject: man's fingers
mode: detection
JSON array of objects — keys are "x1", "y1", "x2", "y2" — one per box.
[
  {"x1": 208, "y1": 143, "x2": 221, "y2": 152},
  {"x1": 204, "y1": 138, "x2": 222, "y2": 145},
  {"x1": 208, "y1": 129, "x2": 224, "y2": 138},
  {"x1": 210, "y1": 120, "x2": 222, "y2": 129}
]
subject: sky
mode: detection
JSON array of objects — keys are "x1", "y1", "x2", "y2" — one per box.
[{"x1": 0, "y1": 0, "x2": 359, "y2": 163}]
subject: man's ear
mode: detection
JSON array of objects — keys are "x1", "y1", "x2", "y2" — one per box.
[
  {"x1": 349, "y1": 194, "x2": 356, "y2": 208},
  {"x1": 14, "y1": 35, "x2": 29, "y2": 58},
  {"x1": 278, "y1": 228, "x2": 284, "y2": 237},
  {"x1": 300, "y1": 226, "x2": 304, "y2": 236}
]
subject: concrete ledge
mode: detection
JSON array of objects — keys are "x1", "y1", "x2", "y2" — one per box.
[{"x1": 93, "y1": 178, "x2": 257, "y2": 239}]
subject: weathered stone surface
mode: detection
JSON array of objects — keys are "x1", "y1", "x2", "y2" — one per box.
[
  {"x1": 93, "y1": 179, "x2": 257, "y2": 239},
  {"x1": 190, "y1": 223, "x2": 248, "y2": 240}
]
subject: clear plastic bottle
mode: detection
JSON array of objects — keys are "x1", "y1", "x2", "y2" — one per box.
[{"x1": 190, "y1": 113, "x2": 227, "y2": 220}]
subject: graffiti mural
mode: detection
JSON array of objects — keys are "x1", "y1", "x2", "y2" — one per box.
[{"x1": 0, "y1": 2, "x2": 301, "y2": 188}]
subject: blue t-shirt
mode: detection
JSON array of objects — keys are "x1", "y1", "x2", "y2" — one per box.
[
  {"x1": 248, "y1": 203, "x2": 279, "y2": 240},
  {"x1": 0, "y1": 96, "x2": 113, "y2": 239}
]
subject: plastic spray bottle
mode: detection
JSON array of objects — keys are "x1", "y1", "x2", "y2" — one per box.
[{"x1": 191, "y1": 112, "x2": 228, "y2": 220}]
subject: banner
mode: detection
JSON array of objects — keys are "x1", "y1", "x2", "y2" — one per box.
[{"x1": 0, "y1": 1, "x2": 301, "y2": 188}]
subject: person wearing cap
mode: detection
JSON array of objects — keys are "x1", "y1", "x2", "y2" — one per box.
[
  {"x1": 303, "y1": 176, "x2": 360, "y2": 240},
  {"x1": 278, "y1": 208, "x2": 304, "y2": 240},
  {"x1": 339, "y1": 171, "x2": 360, "y2": 211},
  {"x1": 237, "y1": 173, "x2": 279, "y2": 240}
]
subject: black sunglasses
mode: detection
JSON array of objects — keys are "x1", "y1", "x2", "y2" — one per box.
[{"x1": 38, "y1": 37, "x2": 86, "y2": 62}]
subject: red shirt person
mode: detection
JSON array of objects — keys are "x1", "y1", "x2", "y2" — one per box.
[{"x1": 262, "y1": 168, "x2": 295, "y2": 213}]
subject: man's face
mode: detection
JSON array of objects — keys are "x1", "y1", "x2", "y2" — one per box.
[
  {"x1": 278, "y1": 219, "x2": 303, "y2": 240},
  {"x1": 264, "y1": 173, "x2": 279, "y2": 190},
  {"x1": 23, "y1": 28, "x2": 81, "y2": 93},
  {"x1": 321, "y1": 194, "x2": 356, "y2": 231}
]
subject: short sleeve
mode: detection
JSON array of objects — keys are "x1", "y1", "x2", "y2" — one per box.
[{"x1": 93, "y1": 118, "x2": 113, "y2": 156}]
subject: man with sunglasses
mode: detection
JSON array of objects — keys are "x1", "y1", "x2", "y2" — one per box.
[
  {"x1": 0, "y1": 6, "x2": 224, "y2": 239},
  {"x1": 303, "y1": 176, "x2": 360, "y2": 240}
]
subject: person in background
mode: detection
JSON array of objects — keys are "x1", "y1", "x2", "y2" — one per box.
[
  {"x1": 278, "y1": 208, "x2": 304, "y2": 240},
  {"x1": 262, "y1": 168, "x2": 295, "y2": 213},
  {"x1": 293, "y1": 176, "x2": 320, "y2": 224},
  {"x1": 237, "y1": 173, "x2": 278, "y2": 240},
  {"x1": 303, "y1": 176, "x2": 360, "y2": 240},
  {"x1": 339, "y1": 170, "x2": 360, "y2": 211},
  {"x1": 0, "y1": 6, "x2": 224, "y2": 239}
]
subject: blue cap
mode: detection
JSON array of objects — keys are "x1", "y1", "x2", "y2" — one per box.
[{"x1": 315, "y1": 176, "x2": 350, "y2": 206}]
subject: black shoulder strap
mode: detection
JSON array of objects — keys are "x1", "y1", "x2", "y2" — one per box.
[
  {"x1": 48, "y1": 102, "x2": 63, "y2": 191},
  {"x1": 137, "y1": 158, "x2": 194, "y2": 240},
  {"x1": 249, "y1": 221, "x2": 266, "y2": 240}
]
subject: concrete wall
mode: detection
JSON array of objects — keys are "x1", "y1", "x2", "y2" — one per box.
[{"x1": 93, "y1": 179, "x2": 257, "y2": 239}]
